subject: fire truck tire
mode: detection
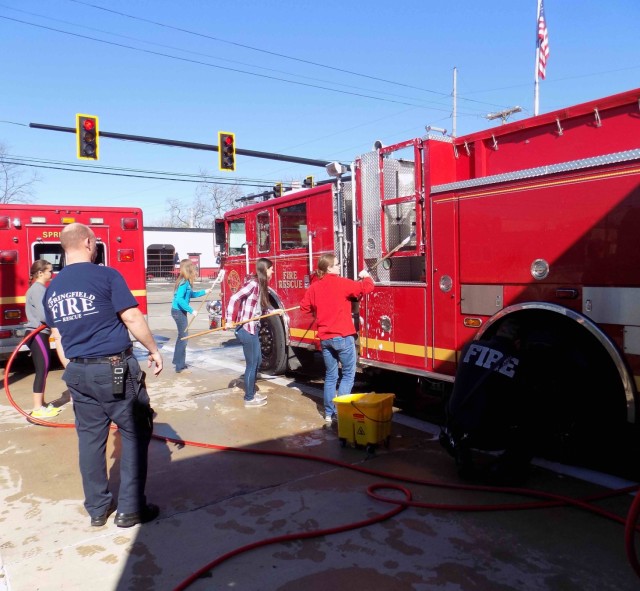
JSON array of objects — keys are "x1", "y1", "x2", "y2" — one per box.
[
  {"x1": 259, "y1": 315, "x2": 287, "y2": 375},
  {"x1": 287, "y1": 346, "x2": 316, "y2": 372},
  {"x1": 508, "y1": 313, "x2": 627, "y2": 466},
  {"x1": 555, "y1": 347, "x2": 626, "y2": 464}
]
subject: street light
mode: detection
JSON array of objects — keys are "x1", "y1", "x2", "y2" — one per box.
[
  {"x1": 486, "y1": 106, "x2": 522, "y2": 125},
  {"x1": 325, "y1": 161, "x2": 347, "y2": 177}
]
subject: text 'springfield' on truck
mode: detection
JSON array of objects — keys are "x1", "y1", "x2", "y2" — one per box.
[{"x1": 0, "y1": 205, "x2": 146, "y2": 360}]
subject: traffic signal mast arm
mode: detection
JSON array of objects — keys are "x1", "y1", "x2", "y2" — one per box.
[{"x1": 30, "y1": 122, "x2": 350, "y2": 170}]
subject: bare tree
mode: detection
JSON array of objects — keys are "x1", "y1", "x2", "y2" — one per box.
[
  {"x1": 157, "y1": 172, "x2": 244, "y2": 228},
  {"x1": 160, "y1": 196, "x2": 205, "y2": 228},
  {"x1": 0, "y1": 142, "x2": 40, "y2": 204},
  {"x1": 195, "y1": 171, "x2": 244, "y2": 219}
]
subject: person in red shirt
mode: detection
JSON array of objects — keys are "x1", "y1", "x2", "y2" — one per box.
[{"x1": 300, "y1": 254, "x2": 374, "y2": 422}]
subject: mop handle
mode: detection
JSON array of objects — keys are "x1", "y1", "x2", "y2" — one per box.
[
  {"x1": 182, "y1": 305, "x2": 300, "y2": 341},
  {"x1": 368, "y1": 233, "x2": 415, "y2": 271},
  {"x1": 185, "y1": 270, "x2": 226, "y2": 330}
]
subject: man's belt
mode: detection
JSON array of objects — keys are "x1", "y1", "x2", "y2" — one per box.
[{"x1": 70, "y1": 347, "x2": 133, "y2": 364}]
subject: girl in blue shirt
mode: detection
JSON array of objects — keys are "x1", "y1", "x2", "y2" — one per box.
[{"x1": 171, "y1": 259, "x2": 210, "y2": 373}]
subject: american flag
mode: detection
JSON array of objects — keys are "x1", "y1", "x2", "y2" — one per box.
[{"x1": 537, "y1": 0, "x2": 550, "y2": 79}]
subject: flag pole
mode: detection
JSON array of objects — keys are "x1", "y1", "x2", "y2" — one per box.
[{"x1": 534, "y1": 0, "x2": 542, "y2": 116}]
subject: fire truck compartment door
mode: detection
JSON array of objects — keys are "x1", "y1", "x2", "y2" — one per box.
[
  {"x1": 582, "y1": 287, "x2": 640, "y2": 326},
  {"x1": 460, "y1": 284, "x2": 504, "y2": 316},
  {"x1": 361, "y1": 285, "x2": 428, "y2": 370}
]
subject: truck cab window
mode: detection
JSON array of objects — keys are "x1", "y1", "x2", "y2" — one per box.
[
  {"x1": 278, "y1": 203, "x2": 308, "y2": 250},
  {"x1": 257, "y1": 212, "x2": 271, "y2": 252},
  {"x1": 33, "y1": 244, "x2": 64, "y2": 272},
  {"x1": 33, "y1": 242, "x2": 105, "y2": 271},
  {"x1": 228, "y1": 219, "x2": 246, "y2": 256}
]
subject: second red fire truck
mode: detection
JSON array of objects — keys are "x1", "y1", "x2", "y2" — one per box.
[
  {"x1": 0, "y1": 204, "x2": 147, "y2": 360},
  {"x1": 216, "y1": 88, "x2": 640, "y2": 447}
]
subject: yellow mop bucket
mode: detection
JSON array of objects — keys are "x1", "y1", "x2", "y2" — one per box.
[{"x1": 333, "y1": 393, "x2": 395, "y2": 450}]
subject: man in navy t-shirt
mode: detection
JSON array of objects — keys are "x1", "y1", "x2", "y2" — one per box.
[
  {"x1": 45, "y1": 264, "x2": 138, "y2": 358},
  {"x1": 44, "y1": 223, "x2": 163, "y2": 528}
]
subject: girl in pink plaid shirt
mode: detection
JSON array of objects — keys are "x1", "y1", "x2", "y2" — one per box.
[{"x1": 225, "y1": 258, "x2": 277, "y2": 407}]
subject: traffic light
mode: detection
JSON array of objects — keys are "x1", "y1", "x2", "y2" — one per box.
[
  {"x1": 303, "y1": 175, "x2": 315, "y2": 188},
  {"x1": 273, "y1": 183, "x2": 283, "y2": 198},
  {"x1": 218, "y1": 131, "x2": 236, "y2": 171},
  {"x1": 76, "y1": 114, "x2": 99, "y2": 160}
]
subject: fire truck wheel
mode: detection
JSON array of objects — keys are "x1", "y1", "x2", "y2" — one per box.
[
  {"x1": 515, "y1": 316, "x2": 627, "y2": 466},
  {"x1": 259, "y1": 314, "x2": 287, "y2": 375},
  {"x1": 287, "y1": 347, "x2": 316, "y2": 373}
]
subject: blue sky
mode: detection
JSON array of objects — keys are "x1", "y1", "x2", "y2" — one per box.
[{"x1": 1, "y1": 0, "x2": 638, "y2": 225}]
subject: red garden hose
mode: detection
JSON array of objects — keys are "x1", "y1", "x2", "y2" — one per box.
[{"x1": 5, "y1": 327, "x2": 640, "y2": 589}]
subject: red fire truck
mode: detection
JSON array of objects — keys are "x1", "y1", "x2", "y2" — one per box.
[
  {"x1": 0, "y1": 204, "x2": 146, "y2": 360},
  {"x1": 216, "y1": 88, "x2": 640, "y2": 441}
]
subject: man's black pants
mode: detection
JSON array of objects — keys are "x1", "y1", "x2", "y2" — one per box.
[{"x1": 62, "y1": 356, "x2": 152, "y2": 519}]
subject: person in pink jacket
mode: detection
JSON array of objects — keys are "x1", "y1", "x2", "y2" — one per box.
[{"x1": 225, "y1": 258, "x2": 278, "y2": 408}]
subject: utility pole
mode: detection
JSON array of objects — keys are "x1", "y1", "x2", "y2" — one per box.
[{"x1": 452, "y1": 67, "x2": 457, "y2": 138}]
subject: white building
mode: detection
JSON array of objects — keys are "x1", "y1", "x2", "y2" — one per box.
[{"x1": 144, "y1": 226, "x2": 219, "y2": 279}]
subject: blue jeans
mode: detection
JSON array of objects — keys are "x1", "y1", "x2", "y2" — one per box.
[
  {"x1": 235, "y1": 327, "x2": 261, "y2": 401},
  {"x1": 320, "y1": 335, "x2": 356, "y2": 417},
  {"x1": 171, "y1": 308, "x2": 188, "y2": 371}
]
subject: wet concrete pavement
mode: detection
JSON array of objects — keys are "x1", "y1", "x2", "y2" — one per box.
[{"x1": 1, "y1": 282, "x2": 639, "y2": 590}]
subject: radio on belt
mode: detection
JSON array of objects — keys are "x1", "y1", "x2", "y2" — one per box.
[{"x1": 111, "y1": 359, "x2": 127, "y2": 397}]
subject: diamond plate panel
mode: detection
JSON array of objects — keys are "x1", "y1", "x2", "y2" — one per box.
[
  {"x1": 360, "y1": 151, "x2": 383, "y2": 265},
  {"x1": 384, "y1": 202, "x2": 416, "y2": 250},
  {"x1": 360, "y1": 152, "x2": 419, "y2": 281},
  {"x1": 334, "y1": 182, "x2": 355, "y2": 277},
  {"x1": 383, "y1": 159, "x2": 415, "y2": 201},
  {"x1": 382, "y1": 159, "x2": 417, "y2": 253},
  {"x1": 432, "y1": 148, "x2": 640, "y2": 194}
]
